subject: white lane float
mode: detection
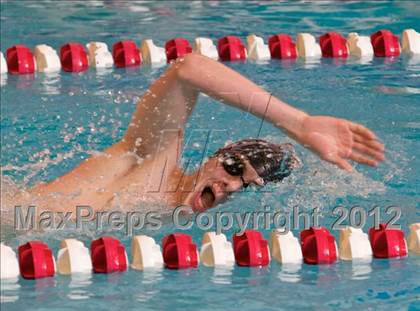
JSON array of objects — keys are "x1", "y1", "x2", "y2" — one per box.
[
  {"x1": 347, "y1": 33, "x2": 374, "y2": 58},
  {"x1": 140, "y1": 39, "x2": 167, "y2": 64},
  {"x1": 34, "y1": 44, "x2": 61, "y2": 73},
  {"x1": 199, "y1": 232, "x2": 235, "y2": 267},
  {"x1": 131, "y1": 235, "x2": 164, "y2": 270},
  {"x1": 401, "y1": 29, "x2": 420, "y2": 56},
  {"x1": 296, "y1": 33, "x2": 322, "y2": 59},
  {"x1": 0, "y1": 51, "x2": 7, "y2": 74},
  {"x1": 0, "y1": 243, "x2": 20, "y2": 279},
  {"x1": 339, "y1": 227, "x2": 372, "y2": 261},
  {"x1": 86, "y1": 42, "x2": 114, "y2": 68},
  {"x1": 270, "y1": 230, "x2": 303, "y2": 264},
  {"x1": 57, "y1": 239, "x2": 92, "y2": 275},
  {"x1": 246, "y1": 34, "x2": 271, "y2": 61},
  {"x1": 194, "y1": 37, "x2": 219, "y2": 60},
  {"x1": 0, "y1": 74, "x2": 6, "y2": 86},
  {"x1": 407, "y1": 223, "x2": 420, "y2": 254}
]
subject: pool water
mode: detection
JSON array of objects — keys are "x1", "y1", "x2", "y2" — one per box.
[{"x1": 1, "y1": 1, "x2": 420, "y2": 310}]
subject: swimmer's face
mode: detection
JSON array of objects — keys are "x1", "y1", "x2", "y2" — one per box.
[{"x1": 184, "y1": 156, "x2": 264, "y2": 212}]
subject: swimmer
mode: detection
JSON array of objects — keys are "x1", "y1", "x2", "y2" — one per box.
[{"x1": 17, "y1": 54, "x2": 385, "y2": 213}]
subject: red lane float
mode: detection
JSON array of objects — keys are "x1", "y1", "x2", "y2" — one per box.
[
  {"x1": 217, "y1": 36, "x2": 246, "y2": 61},
  {"x1": 370, "y1": 30, "x2": 400, "y2": 57},
  {"x1": 112, "y1": 40, "x2": 141, "y2": 68},
  {"x1": 319, "y1": 32, "x2": 348, "y2": 58},
  {"x1": 162, "y1": 233, "x2": 198, "y2": 269},
  {"x1": 6, "y1": 45, "x2": 35, "y2": 74},
  {"x1": 300, "y1": 227, "x2": 337, "y2": 264},
  {"x1": 60, "y1": 43, "x2": 88, "y2": 72},
  {"x1": 165, "y1": 38, "x2": 192, "y2": 63},
  {"x1": 18, "y1": 241, "x2": 55, "y2": 279},
  {"x1": 232, "y1": 230, "x2": 270, "y2": 267},
  {"x1": 268, "y1": 34, "x2": 297, "y2": 59},
  {"x1": 369, "y1": 224, "x2": 407, "y2": 258},
  {"x1": 90, "y1": 237, "x2": 127, "y2": 273}
]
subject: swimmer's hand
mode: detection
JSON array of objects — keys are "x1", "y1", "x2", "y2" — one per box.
[{"x1": 296, "y1": 116, "x2": 385, "y2": 172}]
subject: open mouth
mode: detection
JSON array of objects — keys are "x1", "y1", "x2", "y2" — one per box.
[{"x1": 200, "y1": 186, "x2": 216, "y2": 210}]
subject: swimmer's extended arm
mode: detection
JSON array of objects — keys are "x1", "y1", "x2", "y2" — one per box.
[
  {"x1": 30, "y1": 53, "x2": 384, "y2": 209},
  {"x1": 124, "y1": 53, "x2": 384, "y2": 171},
  {"x1": 124, "y1": 53, "x2": 307, "y2": 158}
]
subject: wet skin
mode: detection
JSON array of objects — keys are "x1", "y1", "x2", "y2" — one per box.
[{"x1": 20, "y1": 53, "x2": 384, "y2": 213}]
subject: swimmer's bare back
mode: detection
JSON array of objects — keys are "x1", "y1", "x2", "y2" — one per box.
[{"x1": 20, "y1": 53, "x2": 384, "y2": 213}]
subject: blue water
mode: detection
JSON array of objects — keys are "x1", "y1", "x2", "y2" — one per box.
[{"x1": 1, "y1": 1, "x2": 420, "y2": 310}]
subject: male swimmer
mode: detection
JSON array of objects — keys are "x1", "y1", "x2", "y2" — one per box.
[{"x1": 13, "y1": 53, "x2": 385, "y2": 213}]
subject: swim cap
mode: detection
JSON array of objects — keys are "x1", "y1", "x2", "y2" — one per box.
[{"x1": 214, "y1": 139, "x2": 301, "y2": 183}]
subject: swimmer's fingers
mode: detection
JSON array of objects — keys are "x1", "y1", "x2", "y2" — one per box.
[
  {"x1": 349, "y1": 122, "x2": 377, "y2": 140},
  {"x1": 353, "y1": 142, "x2": 385, "y2": 162},
  {"x1": 354, "y1": 134, "x2": 385, "y2": 153},
  {"x1": 331, "y1": 156, "x2": 353, "y2": 172},
  {"x1": 348, "y1": 150, "x2": 378, "y2": 167}
]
